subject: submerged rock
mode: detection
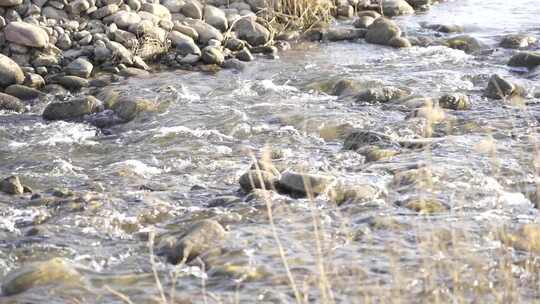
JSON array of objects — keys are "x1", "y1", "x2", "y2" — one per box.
[
  {"x1": 111, "y1": 98, "x2": 157, "y2": 121},
  {"x1": 1, "y1": 258, "x2": 83, "y2": 296},
  {"x1": 424, "y1": 23, "x2": 463, "y2": 33},
  {"x1": 42, "y1": 96, "x2": 102, "y2": 120},
  {"x1": 158, "y1": 219, "x2": 226, "y2": 264},
  {"x1": 508, "y1": 51, "x2": 540, "y2": 69},
  {"x1": 0, "y1": 175, "x2": 24, "y2": 195},
  {"x1": 500, "y1": 34, "x2": 537, "y2": 49},
  {"x1": 277, "y1": 171, "x2": 333, "y2": 197},
  {"x1": 443, "y1": 35, "x2": 484, "y2": 54},
  {"x1": 354, "y1": 86, "x2": 410, "y2": 103},
  {"x1": 328, "y1": 182, "x2": 380, "y2": 205},
  {"x1": 398, "y1": 197, "x2": 449, "y2": 214},
  {"x1": 324, "y1": 28, "x2": 366, "y2": 41},
  {"x1": 343, "y1": 130, "x2": 397, "y2": 151},
  {"x1": 501, "y1": 224, "x2": 540, "y2": 254}
]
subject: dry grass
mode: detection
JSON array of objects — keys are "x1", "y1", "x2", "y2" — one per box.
[
  {"x1": 132, "y1": 36, "x2": 171, "y2": 62},
  {"x1": 256, "y1": 0, "x2": 334, "y2": 32}
]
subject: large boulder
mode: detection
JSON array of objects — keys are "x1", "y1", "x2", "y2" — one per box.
[
  {"x1": 42, "y1": 96, "x2": 101, "y2": 120},
  {"x1": 4, "y1": 22, "x2": 49, "y2": 48},
  {"x1": 1, "y1": 258, "x2": 83, "y2": 296},
  {"x1": 0, "y1": 93, "x2": 24, "y2": 112},
  {"x1": 365, "y1": 18, "x2": 410, "y2": 48},
  {"x1": 233, "y1": 17, "x2": 270, "y2": 47},
  {"x1": 158, "y1": 219, "x2": 226, "y2": 264},
  {"x1": 382, "y1": 0, "x2": 415, "y2": 16},
  {"x1": 0, "y1": 54, "x2": 24, "y2": 87},
  {"x1": 508, "y1": 51, "x2": 540, "y2": 69}
]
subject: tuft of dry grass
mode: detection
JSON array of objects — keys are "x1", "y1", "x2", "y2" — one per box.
[
  {"x1": 132, "y1": 36, "x2": 171, "y2": 62},
  {"x1": 258, "y1": 0, "x2": 335, "y2": 32}
]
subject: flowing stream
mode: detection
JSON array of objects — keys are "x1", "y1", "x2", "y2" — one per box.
[{"x1": 2, "y1": 0, "x2": 540, "y2": 303}]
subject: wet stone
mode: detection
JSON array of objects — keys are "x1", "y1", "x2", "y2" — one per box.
[
  {"x1": 0, "y1": 92, "x2": 24, "y2": 112},
  {"x1": 0, "y1": 175, "x2": 24, "y2": 195},
  {"x1": 158, "y1": 219, "x2": 227, "y2": 264},
  {"x1": 343, "y1": 130, "x2": 398, "y2": 151},
  {"x1": 438, "y1": 93, "x2": 471, "y2": 110},
  {"x1": 239, "y1": 170, "x2": 278, "y2": 192},
  {"x1": 508, "y1": 51, "x2": 540, "y2": 69},
  {"x1": 277, "y1": 171, "x2": 334, "y2": 197},
  {"x1": 354, "y1": 86, "x2": 410, "y2": 103},
  {"x1": 500, "y1": 34, "x2": 537, "y2": 49},
  {"x1": 43, "y1": 96, "x2": 102, "y2": 120},
  {"x1": 484, "y1": 74, "x2": 516, "y2": 99},
  {"x1": 398, "y1": 197, "x2": 449, "y2": 214},
  {"x1": 1, "y1": 258, "x2": 83, "y2": 296},
  {"x1": 5, "y1": 84, "x2": 45, "y2": 100}
]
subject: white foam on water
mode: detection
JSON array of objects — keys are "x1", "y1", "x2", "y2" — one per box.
[
  {"x1": 109, "y1": 159, "x2": 163, "y2": 178},
  {"x1": 153, "y1": 125, "x2": 233, "y2": 141},
  {"x1": 50, "y1": 158, "x2": 87, "y2": 177},
  {"x1": 36, "y1": 121, "x2": 98, "y2": 146}
]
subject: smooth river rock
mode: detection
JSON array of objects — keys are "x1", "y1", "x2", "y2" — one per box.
[
  {"x1": 5, "y1": 85, "x2": 45, "y2": 100},
  {"x1": 508, "y1": 51, "x2": 540, "y2": 69},
  {"x1": 42, "y1": 96, "x2": 101, "y2": 120},
  {"x1": 0, "y1": 92, "x2": 24, "y2": 112},
  {"x1": 0, "y1": 175, "x2": 24, "y2": 195},
  {"x1": 1, "y1": 258, "x2": 83, "y2": 296},
  {"x1": 365, "y1": 18, "x2": 410, "y2": 48},
  {"x1": 158, "y1": 219, "x2": 226, "y2": 264},
  {"x1": 277, "y1": 171, "x2": 334, "y2": 197},
  {"x1": 4, "y1": 21, "x2": 49, "y2": 48},
  {"x1": 0, "y1": 54, "x2": 24, "y2": 87}
]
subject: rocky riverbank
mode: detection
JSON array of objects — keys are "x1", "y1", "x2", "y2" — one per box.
[{"x1": 0, "y1": 0, "x2": 470, "y2": 124}]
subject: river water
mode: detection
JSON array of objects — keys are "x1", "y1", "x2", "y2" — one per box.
[{"x1": 1, "y1": 0, "x2": 540, "y2": 303}]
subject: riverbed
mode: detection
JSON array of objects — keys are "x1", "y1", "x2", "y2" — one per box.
[{"x1": 2, "y1": 0, "x2": 540, "y2": 303}]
